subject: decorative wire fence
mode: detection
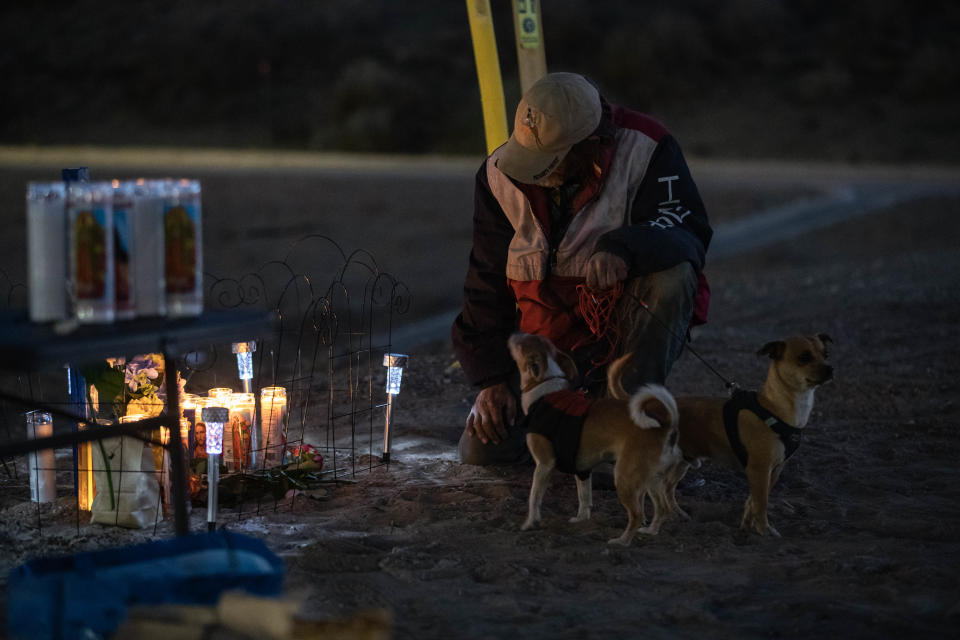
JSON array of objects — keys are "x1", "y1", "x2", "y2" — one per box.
[
  {"x1": 0, "y1": 235, "x2": 410, "y2": 536},
  {"x1": 193, "y1": 234, "x2": 411, "y2": 519}
]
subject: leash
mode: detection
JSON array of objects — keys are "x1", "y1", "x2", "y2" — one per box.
[
  {"x1": 619, "y1": 289, "x2": 740, "y2": 395},
  {"x1": 575, "y1": 281, "x2": 623, "y2": 369}
]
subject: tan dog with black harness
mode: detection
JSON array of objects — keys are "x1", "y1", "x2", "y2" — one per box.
[
  {"x1": 508, "y1": 332, "x2": 681, "y2": 546},
  {"x1": 633, "y1": 333, "x2": 834, "y2": 536}
]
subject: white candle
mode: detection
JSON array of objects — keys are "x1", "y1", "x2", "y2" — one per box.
[
  {"x1": 132, "y1": 179, "x2": 166, "y2": 317},
  {"x1": 163, "y1": 179, "x2": 204, "y2": 318},
  {"x1": 228, "y1": 393, "x2": 255, "y2": 472},
  {"x1": 26, "y1": 411, "x2": 56, "y2": 503},
  {"x1": 260, "y1": 387, "x2": 287, "y2": 468},
  {"x1": 68, "y1": 182, "x2": 116, "y2": 323},
  {"x1": 26, "y1": 183, "x2": 68, "y2": 322}
]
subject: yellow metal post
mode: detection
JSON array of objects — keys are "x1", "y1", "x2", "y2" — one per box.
[
  {"x1": 512, "y1": 0, "x2": 547, "y2": 93},
  {"x1": 466, "y1": 0, "x2": 509, "y2": 154}
]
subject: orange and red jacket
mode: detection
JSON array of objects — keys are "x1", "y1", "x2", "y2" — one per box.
[{"x1": 452, "y1": 104, "x2": 712, "y2": 388}]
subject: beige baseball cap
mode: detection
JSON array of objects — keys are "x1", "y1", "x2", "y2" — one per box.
[{"x1": 495, "y1": 72, "x2": 602, "y2": 184}]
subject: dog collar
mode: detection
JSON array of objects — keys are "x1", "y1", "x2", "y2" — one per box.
[
  {"x1": 722, "y1": 390, "x2": 803, "y2": 467},
  {"x1": 521, "y1": 377, "x2": 570, "y2": 414}
]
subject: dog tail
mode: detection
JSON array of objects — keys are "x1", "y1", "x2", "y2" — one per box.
[
  {"x1": 628, "y1": 384, "x2": 679, "y2": 433},
  {"x1": 606, "y1": 352, "x2": 635, "y2": 401}
]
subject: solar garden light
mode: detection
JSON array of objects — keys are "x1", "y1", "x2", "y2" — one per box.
[
  {"x1": 202, "y1": 406, "x2": 229, "y2": 531},
  {"x1": 232, "y1": 341, "x2": 256, "y2": 394},
  {"x1": 382, "y1": 353, "x2": 408, "y2": 464}
]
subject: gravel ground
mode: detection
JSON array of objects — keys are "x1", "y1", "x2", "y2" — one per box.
[{"x1": 0, "y1": 158, "x2": 958, "y2": 638}]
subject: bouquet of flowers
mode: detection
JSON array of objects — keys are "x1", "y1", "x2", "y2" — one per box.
[
  {"x1": 121, "y1": 354, "x2": 165, "y2": 417},
  {"x1": 285, "y1": 443, "x2": 324, "y2": 471},
  {"x1": 82, "y1": 353, "x2": 181, "y2": 420}
]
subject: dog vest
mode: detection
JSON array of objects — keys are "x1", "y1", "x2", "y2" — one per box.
[
  {"x1": 524, "y1": 389, "x2": 595, "y2": 480},
  {"x1": 722, "y1": 390, "x2": 803, "y2": 468}
]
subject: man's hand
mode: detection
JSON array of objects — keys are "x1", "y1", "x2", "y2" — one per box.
[
  {"x1": 585, "y1": 251, "x2": 628, "y2": 291},
  {"x1": 465, "y1": 382, "x2": 517, "y2": 445}
]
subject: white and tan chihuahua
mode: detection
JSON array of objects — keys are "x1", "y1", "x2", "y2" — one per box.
[
  {"x1": 508, "y1": 332, "x2": 682, "y2": 546},
  {"x1": 633, "y1": 334, "x2": 834, "y2": 536}
]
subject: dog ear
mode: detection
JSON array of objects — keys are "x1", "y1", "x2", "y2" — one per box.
[
  {"x1": 507, "y1": 332, "x2": 527, "y2": 352},
  {"x1": 757, "y1": 340, "x2": 786, "y2": 360},
  {"x1": 555, "y1": 351, "x2": 579, "y2": 381},
  {"x1": 817, "y1": 333, "x2": 833, "y2": 345}
]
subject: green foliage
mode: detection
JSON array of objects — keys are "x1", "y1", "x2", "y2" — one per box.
[{"x1": 80, "y1": 361, "x2": 126, "y2": 419}]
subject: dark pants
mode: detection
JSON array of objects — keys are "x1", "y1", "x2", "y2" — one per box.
[{"x1": 458, "y1": 262, "x2": 698, "y2": 466}]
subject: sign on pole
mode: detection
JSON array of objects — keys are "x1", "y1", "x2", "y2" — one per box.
[{"x1": 512, "y1": 0, "x2": 547, "y2": 94}]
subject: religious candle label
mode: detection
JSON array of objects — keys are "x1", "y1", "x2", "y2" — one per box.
[
  {"x1": 163, "y1": 199, "x2": 197, "y2": 294},
  {"x1": 229, "y1": 408, "x2": 253, "y2": 471},
  {"x1": 69, "y1": 183, "x2": 115, "y2": 323},
  {"x1": 73, "y1": 203, "x2": 110, "y2": 300},
  {"x1": 163, "y1": 179, "x2": 203, "y2": 316}
]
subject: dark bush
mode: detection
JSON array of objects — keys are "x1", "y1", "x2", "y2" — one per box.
[{"x1": 1, "y1": 0, "x2": 957, "y2": 162}]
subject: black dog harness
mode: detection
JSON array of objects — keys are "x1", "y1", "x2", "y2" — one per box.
[
  {"x1": 722, "y1": 390, "x2": 803, "y2": 468},
  {"x1": 523, "y1": 389, "x2": 595, "y2": 480}
]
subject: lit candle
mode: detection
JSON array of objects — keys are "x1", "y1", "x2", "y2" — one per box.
[
  {"x1": 179, "y1": 418, "x2": 191, "y2": 455},
  {"x1": 260, "y1": 387, "x2": 287, "y2": 468},
  {"x1": 77, "y1": 421, "x2": 95, "y2": 511},
  {"x1": 228, "y1": 392, "x2": 255, "y2": 472},
  {"x1": 208, "y1": 388, "x2": 232, "y2": 403},
  {"x1": 181, "y1": 393, "x2": 200, "y2": 460},
  {"x1": 192, "y1": 396, "x2": 211, "y2": 461},
  {"x1": 158, "y1": 426, "x2": 172, "y2": 511}
]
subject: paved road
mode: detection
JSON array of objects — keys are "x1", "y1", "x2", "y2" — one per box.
[{"x1": 1, "y1": 146, "x2": 957, "y2": 347}]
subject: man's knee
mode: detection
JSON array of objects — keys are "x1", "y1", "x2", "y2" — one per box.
[
  {"x1": 637, "y1": 262, "x2": 697, "y2": 307},
  {"x1": 458, "y1": 426, "x2": 529, "y2": 466},
  {"x1": 615, "y1": 262, "x2": 698, "y2": 387}
]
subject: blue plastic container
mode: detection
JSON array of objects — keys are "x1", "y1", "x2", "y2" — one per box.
[{"x1": 6, "y1": 530, "x2": 284, "y2": 640}]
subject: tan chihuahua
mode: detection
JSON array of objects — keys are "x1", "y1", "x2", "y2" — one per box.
[
  {"x1": 508, "y1": 332, "x2": 682, "y2": 546},
  {"x1": 639, "y1": 334, "x2": 834, "y2": 536}
]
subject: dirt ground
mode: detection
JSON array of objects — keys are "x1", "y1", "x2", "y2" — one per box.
[{"x1": 0, "y1": 158, "x2": 959, "y2": 638}]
